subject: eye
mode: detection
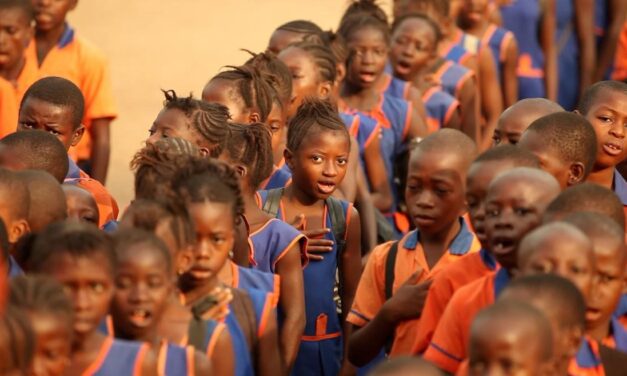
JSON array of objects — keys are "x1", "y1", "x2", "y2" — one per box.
[
  {"x1": 19, "y1": 122, "x2": 34, "y2": 129},
  {"x1": 116, "y1": 277, "x2": 132, "y2": 289},
  {"x1": 598, "y1": 115, "x2": 612, "y2": 123},
  {"x1": 509, "y1": 138, "x2": 519, "y2": 145},
  {"x1": 311, "y1": 155, "x2": 323, "y2": 163},
  {"x1": 514, "y1": 207, "x2": 531, "y2": 216},
  {"x1": 148, "y1": 276, "x2": 164, "y2": 288},
  {"x1": 337, "y1": 158, "x2": 348, "y2": 166},
  {"x1": 148, "y1": 128, "x2": 156, "y2": 136},
  {"x1": 48, "y1": 129, "x2": 61, "y2": 136},
  {"x1": 91, "y1": 282, "x2": 105, "y2": 293},
  {"x1": 486, "y1": 208, "x2": 499, "y2": 217}
]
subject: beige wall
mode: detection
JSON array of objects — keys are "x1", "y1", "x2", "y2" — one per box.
[{"x1": 69, "y1": 0, "x2": 392, "y2": 209}]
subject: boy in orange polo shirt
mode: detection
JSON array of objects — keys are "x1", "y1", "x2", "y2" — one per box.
[
  {"x1": 345, "y1": 129, "x2": 481, "y2": 367},
  {"x1": 423, "y1": 167, "x2": 560, "y2": 373},
  {"x1": 28, "y1": 0, "x2": 117, "y2": 183},
  {"x1": 411, "y1": 145, "x2": 540, "y2": 354}
]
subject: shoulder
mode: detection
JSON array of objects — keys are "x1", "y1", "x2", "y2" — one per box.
[{"x1": 73, "y1": 35, "x2": 108, "y2": 63}]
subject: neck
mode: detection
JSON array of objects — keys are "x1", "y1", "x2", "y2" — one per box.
[
  {"x1": 341, "y1": 80, "x2": 377, "y2": 102},
  {"x1": 35, "y1": 23, "x2": 66, "y2": 46},
  {"x1": 72, "y1": 329, "x2": 105, "y2": 354},
  {"x1": 462, "y1": 20, "x2": 488, "y2": 36},
  {"x1": 0, "y1": 58, "x2": 25, "y2": 83},
  {"x1": 586, "y1": 166, "x2": 615, "y2": 189},
  {"x1": 587, "y1": 320, "x2": 611, "y2": 343},
  {"x1": 117, "y1": 326, "x2": 159, "y2": 347},
  {"x1": 420, "y1": 218, "x2": 461, "y2": 248},
  {"x1": 284, "y1": 184, "x2": 320, "y2": 208},
  {"x1": 181, "y1": 276, "x2": 220, "y2": 306}
]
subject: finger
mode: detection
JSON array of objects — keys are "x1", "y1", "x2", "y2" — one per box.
[
  {"x1": 307, "y1": 254, "x2": 324, "y2": 261},
  {"x1": 306, "y1": 239, "x2": 334, "y2": 246},
  {"x1": 306, "y1": 247, "x2": 334, "y2": 253},
  {"x1": 303, "y1": 228, "x2": 331, "y2": 237},
  {"x1": 289, "y1": 214, "x2": 305, "y2": 228}
]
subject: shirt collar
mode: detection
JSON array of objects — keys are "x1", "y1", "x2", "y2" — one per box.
[
  {"x1": 611, "y1": 317, "x2": 627, "y2": 351},
  {"x1": 576, "y1": 337, "x2": 603, "y2": 368},
  {"x1": 613, "y1": 169, "x2": 627, "y2": 205},
  {"x1": 58, "y1": 23, "x2": 75, "y2": 48},
  {"x1": 404, "y1": 217, "x2": 475, "y2": 256},
  {"x1": 480, "y1": 248, "x2": 498, "y2": 270}
]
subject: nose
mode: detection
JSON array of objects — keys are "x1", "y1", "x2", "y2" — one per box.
[
  {"x1": 322, "y1": 160, "x2": 338, "y2": 177},
  {"x1": 493, "y1": 210, "x2": 514, "y2": 229},
  {"x1": 609, "y1": 121, "x2": 626, "y2": 139},
  {"x1": 194, "y1": 240, "x2": 211, "y2": 260},
  {"x1": 415, "y1": 190, "x2": 435, "y2": 209},
  {"x1": 129, "y1": 283, "x2": 149, "y2": 303},
  {"x1": 74, "y1": 288, "x2": 90, "y2": 312},
  {"x1": 146, "y1": 130, "x2": 159, "y2": 145},
  {"x1": 401, "y1": 43, "x2": 414, "y2": 57}
]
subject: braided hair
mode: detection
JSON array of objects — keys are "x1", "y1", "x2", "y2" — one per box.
[{"x1": 222, "y1": 123, "x2": 274, "y2": 190}]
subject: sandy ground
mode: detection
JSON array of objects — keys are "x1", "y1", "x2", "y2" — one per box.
[{"x1": 69, "y1": 0, "x2": 392, "y2": 210}]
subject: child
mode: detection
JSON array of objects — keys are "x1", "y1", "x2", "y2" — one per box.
[
  {"x1": 147, "y1": 89, "x2": 231, "y2": 157},
  {"x1": 172, "y1": 157, "x2": 283, "y2": 376},
  {"x1": 492, "y1": 98, "x2": 563, "y2": 146},
  {"x1": 517, "y1": 112, "x2": 598, "y2": 189},
  {"x1": 109, "y1": 229, "x2": 213, "y2": 376},
  {"x1": 17, "y1": 170, "x2": 67, "y2": 232},
  {"x1": 17, "y1": 77, "x2": 119, "y2": 228},
  {"x1": 0, "y1": 129, "x2": 69, "y2": 183},
  {"x1": 29, "y1": 221, "x2": 157, "y2": 375},
  {"x1": 0, "y1": 306, "x2": 35, "y2": 375},
  {"x1": 29, "y1": 0, "x2": 118, "y2": 183},
  {"x1": 259, "y1": 98, "x2": 362, "y2": 375},
  {"x1": 457, "y1": 0, "x2": 518, "y2": 107},
  {"x1": 368, "y1": 356, "x2": 443, "y2": 376},
  {"x1": 423, "y1": 167, "x2": 560, "y2": 373},
  {"x1": 389, "y1": 14, "x2": 473, "y2": 139},
  {"x1": 62, "y1": 183, "x2": 99, "y2": 226},
  {"x1": 347, "y1": 129, "x2": 479, "y2": 365},
  {"x1": 267, "y1": 20, "x2": 325, "y2": 55},
  {"x1": 9, "y1": 275, "x2": 73, "y2": 376},
  {"x1": 411, "y1": 145, "x2": 540, "y2": 354},
  {"x1": 221, "y1": 122, "x2": 307, "y2": 370},
  {"x1": 467, "y1": 301, "x2": 554, "y2": 376},
  {"x1": 0, "y1": 168, "x2": 30, "y2": 270}
]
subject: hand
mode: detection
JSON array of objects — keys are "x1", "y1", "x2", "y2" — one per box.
[
  {"x1": 288, "y1": 214, "x2": 334, "y2": 261},
  {"x1": 382, "y1": 268, "x2": 432, "y2": 323},
  {"x1": 201, "y1": 287, "x2": 232, "y2": 321}
]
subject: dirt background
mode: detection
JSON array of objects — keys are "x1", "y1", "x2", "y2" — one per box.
[{"x1": 69, "y1": 0, "x2": 392, "y2": 210}]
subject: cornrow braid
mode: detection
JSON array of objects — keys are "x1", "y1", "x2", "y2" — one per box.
[
  {"x1": 162, "y1": 89, "x2": 230, "y2": 156},
  {"x1": 277, "y1": 20, "x2": 324, "y2": 36},
  {"x1": 340, "y1": 0, "x2": 389, "y2": 27},
  {"x1": 287, "y1": 98, "x2": 350, "y2": 152},
  {"x1": 0, "y1": 306, "x2": 34, "y2": 375},
  {"x1": 244, "y1": 50, "x2": 293, "y2": 108},
  {"x1": 223, "y1": 123, "x2": 274, "y2": 190},
  {"x1": 210, "y1": 65, "x2": 277, "y2": 123},
  {"x1": 338, "y1": 13, "x2": 390, "y2": 45},
  {"x1": 322, "y1": 31, "x2": 349, "y2": 65},
  {"x1": 9, "y1": 275, "x2": 73, "y2": 329},
  {"x1": 290, "y1": 40, "x2": 337, "y2": 84}
]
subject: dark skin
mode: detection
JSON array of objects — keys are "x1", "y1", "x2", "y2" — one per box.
[
  {"x1": 594, "y1": 0, "x2": 627, "y2": 81},
  {"x1": 0, "y1": 7, "x2": 33, "y2": 83},
  {"x1": 573, "y1": 0, "x2": 596, "y2": 100},
  {"x1": 492, "y1": 102, "x2": 562, "y2": 147},
  {"x1": 147, "y1": 107, "x2": 212, "y2": 156},
  {"x1": 348, "y1": 147, "x2": 472, "y2": 367},
  {"x1": 18, "y1": 98, "x2": 85, "y2": 150}
]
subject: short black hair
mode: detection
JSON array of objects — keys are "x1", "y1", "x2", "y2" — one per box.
[
  {"x1": 17, "y1": 170, "x2": 67, "y2": 232},
  {"x1": 524, "y1": 112, "x2": 597, "y2": 178},
  {"x1": 287, "y1": 98, "x2": 350, "y2": 152},
  {"x1": 112, "y1": 228, "x2": 172, "y2": 273},
  {"x1": 473, "y1": 144, "x2": 540, "y2": 168},
  {"x1": 562, "y1": 212, "x2": 625, "y2": 260},
  {"x1": 543, "y1": 182, "x2": 625, "y2": 229},
  {"x1": 21, "y1": 77, "x2": 84, "y2": 130},
  {"x1": 0, "y1": 130, "x2": 69, "y2": 183},
  {"x1": 369, "y1": 356, "x2": 443, "y2": 376},
  {"x1": 412, "y1": 128, "x2": 477, "y2": 172},
  {"x1": 223, "y1": 123, "x2": 274, "y2": 190},
  {"x1": 578, "y1": 80, "x2": 627, "y2": 115},
  {"x1": 9, "y1": 275, "x2": 73, "y2": 329},
  {"x1": 0, "y1": 168, "x2": 30, "y2": 222},
  {"x1": 0, "y1": 0, "x2": 34, "y2": 20},
  {"x1": 391, "y1": 13, "x2": 442, "y2": 46}
]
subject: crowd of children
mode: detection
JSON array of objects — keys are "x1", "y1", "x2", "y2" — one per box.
[{"x1": 0, "y1": 0, "x2": 626, "y2": 375}]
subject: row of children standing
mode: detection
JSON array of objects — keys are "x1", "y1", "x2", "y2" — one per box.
[{"x1": 0, "y1": 0, "x2": 626, "y2": 375}]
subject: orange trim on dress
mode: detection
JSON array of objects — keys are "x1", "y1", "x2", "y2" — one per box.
[
  {"x1": 444, "y1": 100, "x2": 461, "y2": 126},
  {"x1": 500, "y1": 32, "x2": 514, "y2": 62},
  {"x1": 257, "y1": 292, "x2": 274, "y2": 338},
  {"x1": 421, "y1": 86, "x2": 438, "y2": 103},
  {"x1": 454, "y1": 71, "x2": 475, "y2": 99},
  {"x1": 132, "y1": 344, "x2": 149, "y2": 376},
  {"x1": 230, "y1": 261, "x2": 239, "y2": 288},
  {"x1": 81, "y1": 337, "x2": 113, "y2": 376},
  {"x1": 271, "y1": 231, "x2": 306, "y2": 271},
  {"x1": 363, "y1": 121, "x2": 382, "y2": 150},
  {"x1": 186, "y1": 346, "x2": 195, "y2": 376},
  {"x1": 157, "y1": 341, "x2": 168, "y2": 376},
  {"x1": 401, "y1": 101, "x2": 413, "y2": 140},
  {"x1": 301, "y1": 332, "x2": 342, "y2": 341},
  {"x1": 206, "y1": 322, "x2": 225, "y2": 358},
  {"x1": 105, "y1": 315, "x2": 114, "y2": 337},
  {"x1": 480, "y1": 24, "x2": 497, "y2": 47}
]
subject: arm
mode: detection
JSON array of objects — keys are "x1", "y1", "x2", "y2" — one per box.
[
  {"x1": 406, "y1": 86, "x2": 428, "y2": 122},
  {"x1": 210, "y1": 326, "x2": 235, "y2": 376},
  {"x1": 406, "y1": 106, "x2": 429, "y2": 139},
  {"x1": 341, "y1": 208, "x2": 362, "y2": 365},
  {"x1": 457, "y1": 76, "x2": 480, "y2": 144},
  {"x1": 443, "y1": 106, "x2": 462, "y2": 134},
  {"x1": 502, "y1": 36, "x2": 519, "y2": 107},
  {"x1": 362, "y1": 133, "x2": 393, "y2": 212},
  {"x1": 540, "y1": 0, "x2": 558, "y2": 101},
  {"x1": 355, "y1": 168, "x2": 378, "y2": 256},
  {"x1": 232, "y1": 219, "x2": 250, "y2": 267},
  {"x1": 257, "y1": 308, "x2": 285, "y2": 376},
  {"x1": 575, "y1": 0, "x2": 596, "y2": 99},
  {"x1": 478, "y1": 48, "x2": 503, "y2": 151},
  {"x1": 337, "y1": 137, "x2": 360, "y2": 202},
  {"x1": 594, "y1": 0, "x2": 626, "y2": 81},
  {"x1": 193, "y1": 349, "x2": 213, "y2": 376},
  {"x1": 275, "y1": 245, "x2": 306, "y2": 371},
  {"x1": 89, "y1": 118, "x2": 111, "y2": 183}
]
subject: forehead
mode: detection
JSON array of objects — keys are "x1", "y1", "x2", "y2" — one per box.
[
  {"x1": 279, "y1": 46, "x2": 314, "y2": 68},
  {"x1": 300, "y1": 127, "x2": 350, "y2": 151},
  {"x1": 586, "y1": 89, "x2": 627, "y2": 115},
  {"x1": 0, "y1": 7, "x2": 31, "y2": 25},
  {"x1": 117, "y1": 243, "x2": 168, "y2": 270},
  {"x1": 394, "y1": 18, "x2": 436, "y2": 41},
  {"x1": 468, "y1": 160, "x2": 515, "y2": 185},
  {"x1": 20, "y1": 97, "x2": 73, "y2": 119},
  {"x1": 46, "y1": 252, "x2": 113, "y2": 278},
  {"x1": 409, "y1": 148, "x2": 466, "y2": 176},
  {"x1": 346, "y1": 25, "x2": 387, "y2": 45},
  {"x1": 487, "y1": 177, "x2": 546, "y2": 199},
  {"x1": 269, "y1": 29, "x2": 306, "y2": 53}
]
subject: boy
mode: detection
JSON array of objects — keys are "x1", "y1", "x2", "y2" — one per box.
[
  {"x1": 62, "y1": 184, "x2": 99, "y2": 226},
  {"x1": 467, "y1": 300, "x2": 554, "y2": 376},
  {"x1": 423, "y1": 167, "x2": 560, "y2": 373},
  {"x1": 0, "y1": 168, "x2": 29, "y2": 275},
  {"x1": 412, "y1": 144, "x2": 539, "y2": 354},
  {"x1": 28, "y1": 0, "x2": 117, "y2": 182},
  {"x1": 517, "y1": 112, "x2": 598, "y2": 189},
  {"x1": 16, "y1": 170, "x2": 66, "y2": 232},
  {"x1": 346, "y1": 129, "x2": 480, "y2": 365},
  {"x1": 492, "y1": 98, "x2": 563, "y2": 146}
]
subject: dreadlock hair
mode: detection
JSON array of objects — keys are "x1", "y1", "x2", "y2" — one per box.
[
  {"x1": 21, "y1": 76, "x2": 84, "y2": 129},
  {"x1": 340, "y1": 0, "x2": 389, "y2": 28},
  {"x1": 287, "y1": 98, "x2": 350, "y2": 152},
  {"x1": 9, "y1": 275, "x2": 74, "y2": 331},
  {"x1": 29, "y1": 221, "x2": 115, "y2": 275},
  {"x1": 338, "y1": 12, "x2": 391, "y2": 45},
  {"x1": 172, "y1": 157, "x2": 245, "y2": 226},
  {"x1": 578, "y1": 80, "x2": 627, "y2": 115},
  {"x1": 391, "y1": 13, "x2": 443, "y2": 45},
  {"x1": 161, "y1": 90, "x2": 230, "y2": 156},
  {"x1": 0, "y1": 306, "x2": 35, "y2": 375},
  {"x1": 244, "y1": 50, "x2": 293, "y2": 108},
  {"x1": 208, "y1": 64, "x2": 277, "y2": 123},
  {"x1": 112, "y1": 228, "x2": 173, "y2": 273},
  {"x1": 289, "y1": 40, "x2": 337, "y2": 85},
  {"x1": 223, "y1": 123, "x2": 274, "y2": 190}
]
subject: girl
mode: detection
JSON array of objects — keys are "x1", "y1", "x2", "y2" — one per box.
[
  {"x1": 259, "y1": 98, "x2": 362, "y2": 376},
  {"x1": 0, "y1": 306, "x2": 35, "y2": 375},
  {"x1": 29, "y1": 221, "x2": 158, "y2": 375},
  {"x1": 220, "y1": 122, "x2": 307, "y2": 370},
  {"x1": 172, "y1": 157, "x2": 283, "y2": 376},
  {"x1": 267, "y1": 20, "x2": 325, "y2": 55}
]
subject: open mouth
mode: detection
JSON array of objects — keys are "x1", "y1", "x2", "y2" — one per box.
[
  {"x1": 491, "y1": 237, "x2": 516, "y2": 256},
  {"x1": 317, "y1": 181, "x2": 336, "y2": 195},
  {"x1": 585, "y1": 307, "x2": 602, "y2": 322},
  {"x1": 128, "y1": 309, "x2": 152, "y2": 328},
  {"x1": 603, "y1": 142, "x2": 623, "y2": 157},
  {"x1": 358, "y1": 71, "x2": 377, "y2": 84},
  {"x1": 394, "y1": 60, "x2": 413, "y2": 76},
  {"x1": 189, "y1": 267, "x2": 213, "y2": 280}
]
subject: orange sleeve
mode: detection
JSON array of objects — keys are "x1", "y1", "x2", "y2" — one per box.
[
  {"x1": 74, "y1": 178, "x2": 119, "y2": 226},
  {"x1": 77, "y1": 37, "x2": 118, "y2": 122},
  {"x1": 0, "y1": 79, "x2": 18, "y2": 138},
  {"x1": 346, "y1": 242, "x2": 392, "y2": 327},
  {"x1": 423, "y1": 291, "x2": 467, "y2": 373}
]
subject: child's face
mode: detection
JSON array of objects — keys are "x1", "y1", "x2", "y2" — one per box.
[
  {"x1": 466, "y1": 160, "x2": 514, "y2": 248},
  {"x1": 517, "y1": 131, "x2": 571, "y2": 189},
  {"x1": 345, "y1": 26, "x2": 389, "y2": 89},
  {"x1": 287, "y1": 129, "x2": 350, "y2": 200},
  {"x1": 267, "y1": 29, "x2": 305, "y2": 55},
  {"x1": 147, "y1": 108, "x2": 206, "y2": 151},
  {"x1": 0, "y1": 7, "x2": 32, "y2": 72},
  {"x1": 278, "y1": 46, "x2": 328, "y2": 118},
  {"x1": 586, "y1": 234, "x2": 627, "y2": 331},
  {"x1": 405, "y1": 149, "x2": 466, "y2": 235},
  {"x1": 202, "y1": 79, "x2": 250, "y2": 123},
  {"x1": 389, "y1": 18, "x2": 436, "y2": 81},
  {"x1": 485, "y1": 180, "x2": 552, "y2": 271},
  {"x1": 459, "y1": 0, "x2": 489, "y2": 26},
  {"x1": 44, "y1": 253, "x2": 114, "y2": 341},
  {"x1": 266, "y1": 103, "x2": 287, "y2": 155},
  {"x1": 31, "y1": 0, "x2": 76, "y2": 32},
  {"x1": 29, "y1": 311, "x2": 71, "y2": 376},
  {"x1": 111, "y1": 244, "x2": 172, "y2": 340},
  {"x1": 492, "y1": 110, "x2": 543, "y2": 146},
  {"x1": 582, "y1": 89, "x2": 627, "y2": 170},
  {"x1": 18, "y1": 98, "x2": 83, "y2": 150},
  {"x1": 186, "y1": 201, "x2": 234, "y2": 286},
  {"x1": 62, "y1": 186, "x2": 99, "y2": 226}
]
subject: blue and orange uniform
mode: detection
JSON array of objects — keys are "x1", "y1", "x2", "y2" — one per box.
[
  {"x1": 347, "y1": 219, "x2": 481, "y2": 357},
  {"x1": 421, "y1": 86, "x2": 460, "y2": 133},
  {"x1": 451, "y1": 29, "x2": 482, "y2": 55},
  {"x1": 440, "y1": 41, "x2": 474, "y2": 66},
  {"x1": 248, "y1": 218, "x2": 307, "y2": 273},
  {"x1": 556, "y1": 0, "x2": 580, "y2": 110},
  {"x1": 24, "y1": 24, "x2": 118, "y2": 163},
  {"x1": 423, "y1": 267, "x2": 510, "y2": 373},
  {"x1": 431, "y1": 60, "x2": 475, "y2": 103},
  {"x1": 412, "y1": 248, "x2": 497, "y2": 354},
  {"x1": 259, "y1": 190, "x2": 353, "y2": 376},
  {"x1": 611, "y1": 170, "x2": 627, "y2": 233},
  {"x1": 0, "y1": 78, "x2": 18, "y2": 138},
  {"x1": 82, "y1": 337, "x2": 149, "y2": 376},
  {"x1": 500, "y1": 0, "x2": 546, "y2": 99},
  {"x1": 379, "y1": 73, "x2": 412, "y2": 101},
  {"x1": 230, "y1": 261, "x2": 280, "y2": 303},
  {"x1": 615, "y1": 294, "x2": 627, "y2": 329},
  {"x1": 602, "y1": 317, "x2": 627, "y2": 352},
  {"x1": 612, "y1": 23, "x2": 627, "y2": 81},
  {"x1": 568, "y1": 337, "x2": 606, "y2": 376},
  {"x1": 480, "y1": 24, "x2": 516, "y2": 84},
  {"x1": 260, "y1": 163, "x2": 292, "y2": 190},
  {"x1": 339, "y1": 111, "x2": 381, "y2": 168}
]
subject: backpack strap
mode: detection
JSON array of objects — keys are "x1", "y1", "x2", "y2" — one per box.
[
  {"x1": 385, "y1": 241, "x2": 399, "y2": 300},
  {"x1": 326, "y1": 197, "x2": 348, "y2": 316},
  {"x1": 261, "y1": 188, "x2": 284, "y2": 218},
  {"x1": 230, "y1": 288, "x2": 258, "y2": 357},
  {"x1": 187, "y1": 294, "x2": 219, "y2": 352}
]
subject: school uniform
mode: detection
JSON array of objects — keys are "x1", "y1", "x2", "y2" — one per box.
[
  {"x1": 440, "y1": 41, "x2": 474, "y2": 66},
  {"x1": 602, "y1": 316, "x2": 627, "y2": 353},
  {"x1": 431, "y1": 60, "x2": 475, "y2": 104},
  {"x1": 0, "y1": 78, "x2": 18, "y2": 138},
  {"x1": 423, "y1": 267, "x2": 510, "y2": 373},
  {"x1": 421, "y1": 86, "x2": 460, "y2": 133},
  {"x1": 82, "y1": 337, "x2": 149, "y2": 376},
  {"x1": 347, "y1": 219, "x2": 481, "y2": 358},
  {"x1": 480, "y1": 25, "x2": 516, "y2": 84},
  {"x1": 412, "y1": 248, "x2": 497, "y2": 354},
  {"x1": 379, "y1": 73, "x2": 412, "y2": 100},
  {"x1": 24, "y1": 24, "x2": 118, "y2": 162},
  {"x1": 568, "y1": 337, "x2": 606, "y2": 376},
  {"x1": 260, "y1": 164, "x2": 292, "y2": 190},
  {"x1": 249, "y1": 218, "x2": 307, "y2": 273},
  {"x1": 451, "y1": 30, "x2": 482, "y2": 55},
  {"x1": 611, "y1": 170, "x2": 627, "y2": 233},
  {"x1": 339, "y1": 112, "x2": 381, "y2": 169},
  {"x1": 556, "y1": 0, "x2": 580, "y2": 110},
  {"x1": 230, "y1": 261, "x2": 280, "y2": 303},
  {"x1": 500, "y1": 0, "x2": 547, "y2": 99}
]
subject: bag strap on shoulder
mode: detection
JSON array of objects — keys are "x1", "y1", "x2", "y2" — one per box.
[
  {"x1": 230, "y1": 288, "x2": 258, "y2": 355},
  {"x1": 385, "y1": 241, "x2": 399, "y2": 301},
  {"x1": 261, "y1": 188, "x2": 284, "y2": 218}
]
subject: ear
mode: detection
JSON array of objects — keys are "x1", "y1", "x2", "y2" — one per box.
[
  {"x1": 233, "y1": 163, "x2": 248, "y2": 180},
  {"x1": 248, "y1": 112, "x2": 261, "y2": 124},
  {"x1": 335, "y1": 64, "x2": 346, "y2": 84},
  {"x1": 175, "y1": 245, "x2": 194, "y2": 275},
  {"x1": 198, "y1": 147, "x2": 211, "y2": 157},
  {"x1": 317, "y1": 82, "x2": 333, "y2": 99},
  {"x1": 284, "y1": 148, "x2": 295, "y2": 170},
  {"x1": 8, "y1": 219, "x2": 30, "y2": 244},
  {"x1": 567, "y1": 162, "x2": 586, "y2": 186},
  {"x1": 70, "y1": 125, "x2": 86, "y2": 147}
]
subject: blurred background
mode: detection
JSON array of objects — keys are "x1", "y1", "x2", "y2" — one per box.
[{"x1": 70, "y1": 0, "x2": 393, "y2": 209}]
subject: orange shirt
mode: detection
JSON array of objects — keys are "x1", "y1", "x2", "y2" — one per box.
[
  {"x1": 346, "y1": 219, "x2": 481, "y2": 356},
  {"x1": 412, "y1": 248, "x2": 497, "y2": 354},
  {"x1": 423, "y1": 268, "x2": 510, "y2": 373},
  {"x1": 612, "y1": 22, "x2": 627, "y2": 81},
  {"x1": 0, "y1": 78, "x2": 18, "y2": 138}
]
